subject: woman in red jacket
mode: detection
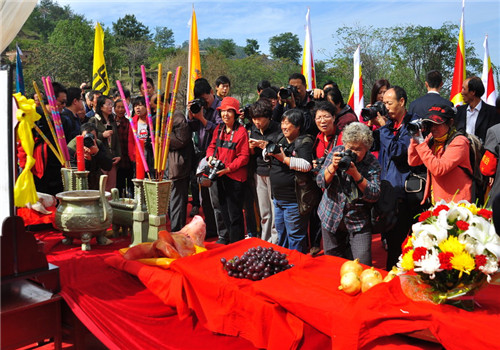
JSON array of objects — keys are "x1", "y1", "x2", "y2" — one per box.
[
  {"x1": 207, "y1": 97, "x2": 250, "y2": 244},
  {"x1": 408, "y1": 104, "x2": 472, "y2": 205}
]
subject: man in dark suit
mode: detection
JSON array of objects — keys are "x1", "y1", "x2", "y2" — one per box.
[
  {"x1": 455, "y1": 76, "x2": 499, "y2": 143},
  {"x1": 409, "y1": 70, "x2": 453, "y2": 118}
]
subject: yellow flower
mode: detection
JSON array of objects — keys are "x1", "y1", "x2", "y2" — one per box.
[
  {"x1": 403, "y1": 237, "x2": 413, "y2": 250},
  {"x1": 451, "y1": 251, "x2": 475, "y2": 276},
  {"x1": 459, "y1": 203, "x2": 478, "y2": 215},
  {"x1": 438, "y1": 236, "x2": 465, "y2": 255},
  {"x1": 401, "y1": 250, "x2": 415, "y2": 271}
]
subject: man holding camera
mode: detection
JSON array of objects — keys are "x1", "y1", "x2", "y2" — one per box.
[
  {"x1": 187, "y1": 78, "x2": 222, "y2": 238},
  {"x1": 273, "y1": 73, "x2": 319, "y2": 136},
  {"x1": 67, "y1": 123, "x2": 113, "y2": 190},
  {"x1": 372, "y1": 86, "x2": 419, "y2": 270}
]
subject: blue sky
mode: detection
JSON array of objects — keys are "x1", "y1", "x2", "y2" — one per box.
[{"x1": 59, "y1": 0, "x2": 499, "y2": 74}]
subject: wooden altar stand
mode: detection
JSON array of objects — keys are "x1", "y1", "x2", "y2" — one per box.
[{"x1": 1, "y1": 216, "x2": 62, "y2": 349}]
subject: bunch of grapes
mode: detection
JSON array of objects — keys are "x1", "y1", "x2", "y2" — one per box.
[{"x1": 220, "y1": 246, "x2": 294, "y2": 280}]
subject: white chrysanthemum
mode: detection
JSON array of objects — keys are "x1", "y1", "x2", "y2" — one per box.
[
  {"x1": 479, "y1": 259, "x2": 499, "y2": 275},
  {"x1": 414, "y1": 250, "x2": 441, "y2": 279}
]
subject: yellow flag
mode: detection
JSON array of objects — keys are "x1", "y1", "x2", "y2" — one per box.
[
  {"x1": 187, "y1": 7, "x2": 202, "y2": 102},
  {"x1": 92, "y1": 22, "x2": 110, "y2": 95}
]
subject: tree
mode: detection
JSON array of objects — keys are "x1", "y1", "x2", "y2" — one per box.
[
  {"x1": 47, "y1": 16, "x2": 94, "y2": 85},
  {"x1": 218, "y1": 39, "x2": 236, "y2": 58},
  {"x1": 244, "y1": 39, "x2": 260, "y2": 56},
  {"x1": 22, "y1": 0, "x2": 74, "y2": 40},
  {"x1": 268, "y1": 32, "x2": 302, "y2": 63},
  {"x1": 154, "y1": 26, "x2": 174, "y2": 49},
  {"x1": 123, "y1": 40, "x2": 152, "y2": 91},
  {"x1": 112, "y1": 14, "x2": 151, "y2": 45}
]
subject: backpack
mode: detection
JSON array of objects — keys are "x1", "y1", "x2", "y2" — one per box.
[{"x1": 445, "y1": 130, "x2": 487, "y2": 203}]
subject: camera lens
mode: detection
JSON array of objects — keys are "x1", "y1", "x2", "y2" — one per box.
[
  {"x1": 190, "y1": 102, "x2": 201, "y2": 114},
  {"x1": 279, "y1": 88, "x2": 291, "y2": 100}
]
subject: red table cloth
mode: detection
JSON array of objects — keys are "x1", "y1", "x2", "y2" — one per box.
[{"x1": 107, "y1": 237, "x2": 499, "y2": 349}]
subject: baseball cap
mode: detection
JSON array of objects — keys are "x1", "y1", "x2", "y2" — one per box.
[{"x1": 424, "y1": 104, "x2": 456, "y2": 124}]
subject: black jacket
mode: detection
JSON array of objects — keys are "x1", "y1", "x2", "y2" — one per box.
[{"x1": 455, "y1": 102, "x2": 499, "y2": 143}]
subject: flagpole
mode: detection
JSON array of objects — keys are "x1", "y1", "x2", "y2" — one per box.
[{"x1": 186, "y1": 5, "x2": 194, "y2": 108}]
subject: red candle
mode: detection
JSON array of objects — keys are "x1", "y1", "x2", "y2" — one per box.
[
  {"x1": 76, "y1": 135, "x2": 85, "y2": 171},
  {"x1": 136, "y1": 139, "x2": 145, "y2": 180}
]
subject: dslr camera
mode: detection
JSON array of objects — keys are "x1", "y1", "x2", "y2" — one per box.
[
  {"x1": 338, "y1": 149, "x2": 357, "y2": 171},
  {"x1": 407, "y1": 119, "x2": 430, "y2": 136},
  {"x1": 83, "y1": 132, "x2": 95, "y2": 148},
  {"x1": 360, "y1": 101, "x2": 388, "y2": 122},
  {"x1": 312, "y1": 156, "x2": 326, "y2": 173},
  {"x1": 279, "y1": 85, "x2": 299, "y2": 100},
  {"x1": 207, "y1": 158, "x2": 225, "y2": 181},
  {"x1": 265, "y1": 141, "x2": 287, "y2": 155},
  {"x1": 190, "y1": 98, "x2": 207, "y2": 114}
]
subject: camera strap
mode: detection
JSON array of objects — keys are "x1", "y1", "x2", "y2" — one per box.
[{"x1": 213, "y1": 125, "x2": 236, "y2": 157}]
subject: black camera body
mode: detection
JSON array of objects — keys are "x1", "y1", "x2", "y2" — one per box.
[
  {"x1": 83, "y1": 132, "x2": 95, "y2": 148},
  {"x1": 360, "y1": 101, "x2": 388, "y2": 122},
  {"x1": 265, "y1": 141, "x2": 287, "y2": 155},
  {"x1": 407, "y1": 119, "x2": 430, "y2": 136},
  {"x1": 207, "y1": 158, "x2": 225, "y2": 181},
  {"x1": 279, "y1": 85, "x2": 299, "y2": 100},
  {"x1": 338, "y1": 149, "x2": 357, "y2": 171},
  {"x1": 190, "y1": 98, "x2": 207, "y2": 114},
  {"x1": 312, "y1": 156, "x2": 326, "y2": 173}
]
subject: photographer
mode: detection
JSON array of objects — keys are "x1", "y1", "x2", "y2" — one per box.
[
  {"x1": 249, "y1": 99, "x2": 281, "y2": 244},
  {"x1": 68, "y1": 123, "x2": 113, "y2": 190},
  {"x1": 375, "y1": 86, "x2": 419, "y2": 270},
  {"x1": 187, "y1": 78, "x2": 222, "y2": 238},
  {"x1": 308, "y1": 101, "x2": 343, "y2": 255},
  {"x1": 317, "y1": 122, "x2": 381, "y2": 265},
  {"x1": 408, "y1": 104, "x2": 472, "y2": 204},
  {"x1": 88, "y1": 95, "x2": 121, "y2": 191},
  {"x1": 267, "y1": 109, "x2": 313, "y2": 253},
  {"x1": 273, "y1": 73, "x2": 318, "y2": 136},
  {"x1": 206, "y1": 97, "x2": 250, "y2": 244}
]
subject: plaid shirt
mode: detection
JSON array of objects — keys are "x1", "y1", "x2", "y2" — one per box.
[{"x1": 317, "y1": 145, "x2": 381, "y2": 233}]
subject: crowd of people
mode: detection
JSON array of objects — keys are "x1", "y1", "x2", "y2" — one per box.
[{"x1": 22, "y1": 70, "x2": 500, "y2": 270}]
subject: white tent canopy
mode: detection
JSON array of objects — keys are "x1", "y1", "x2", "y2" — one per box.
[{"x1": 0, "y1": 0, "x2": 37, "y2": 52}]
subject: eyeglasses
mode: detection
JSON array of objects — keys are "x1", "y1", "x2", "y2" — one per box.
[
  {"x1": 315, "y1": 115, "x2": 333, "y2": 121},
  {"x1": 104, "y1": 103, "x2": 114, "y2": 107}
]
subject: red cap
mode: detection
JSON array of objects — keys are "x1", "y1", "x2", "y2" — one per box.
[{"x1": 217, "y1": 96, "x2": 241, "y2": 115}]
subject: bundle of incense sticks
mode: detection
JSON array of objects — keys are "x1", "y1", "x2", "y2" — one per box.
[
  {"x1": 42, "y1": 76, "x2": 70, "y2": 167},
  {"x1": 116, "y1": 80, "x2": 150, "y2": 179}
]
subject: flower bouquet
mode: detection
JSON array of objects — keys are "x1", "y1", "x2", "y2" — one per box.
[{"x1": 397, "y1": 200, "x2": 500, "y2": 310}]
